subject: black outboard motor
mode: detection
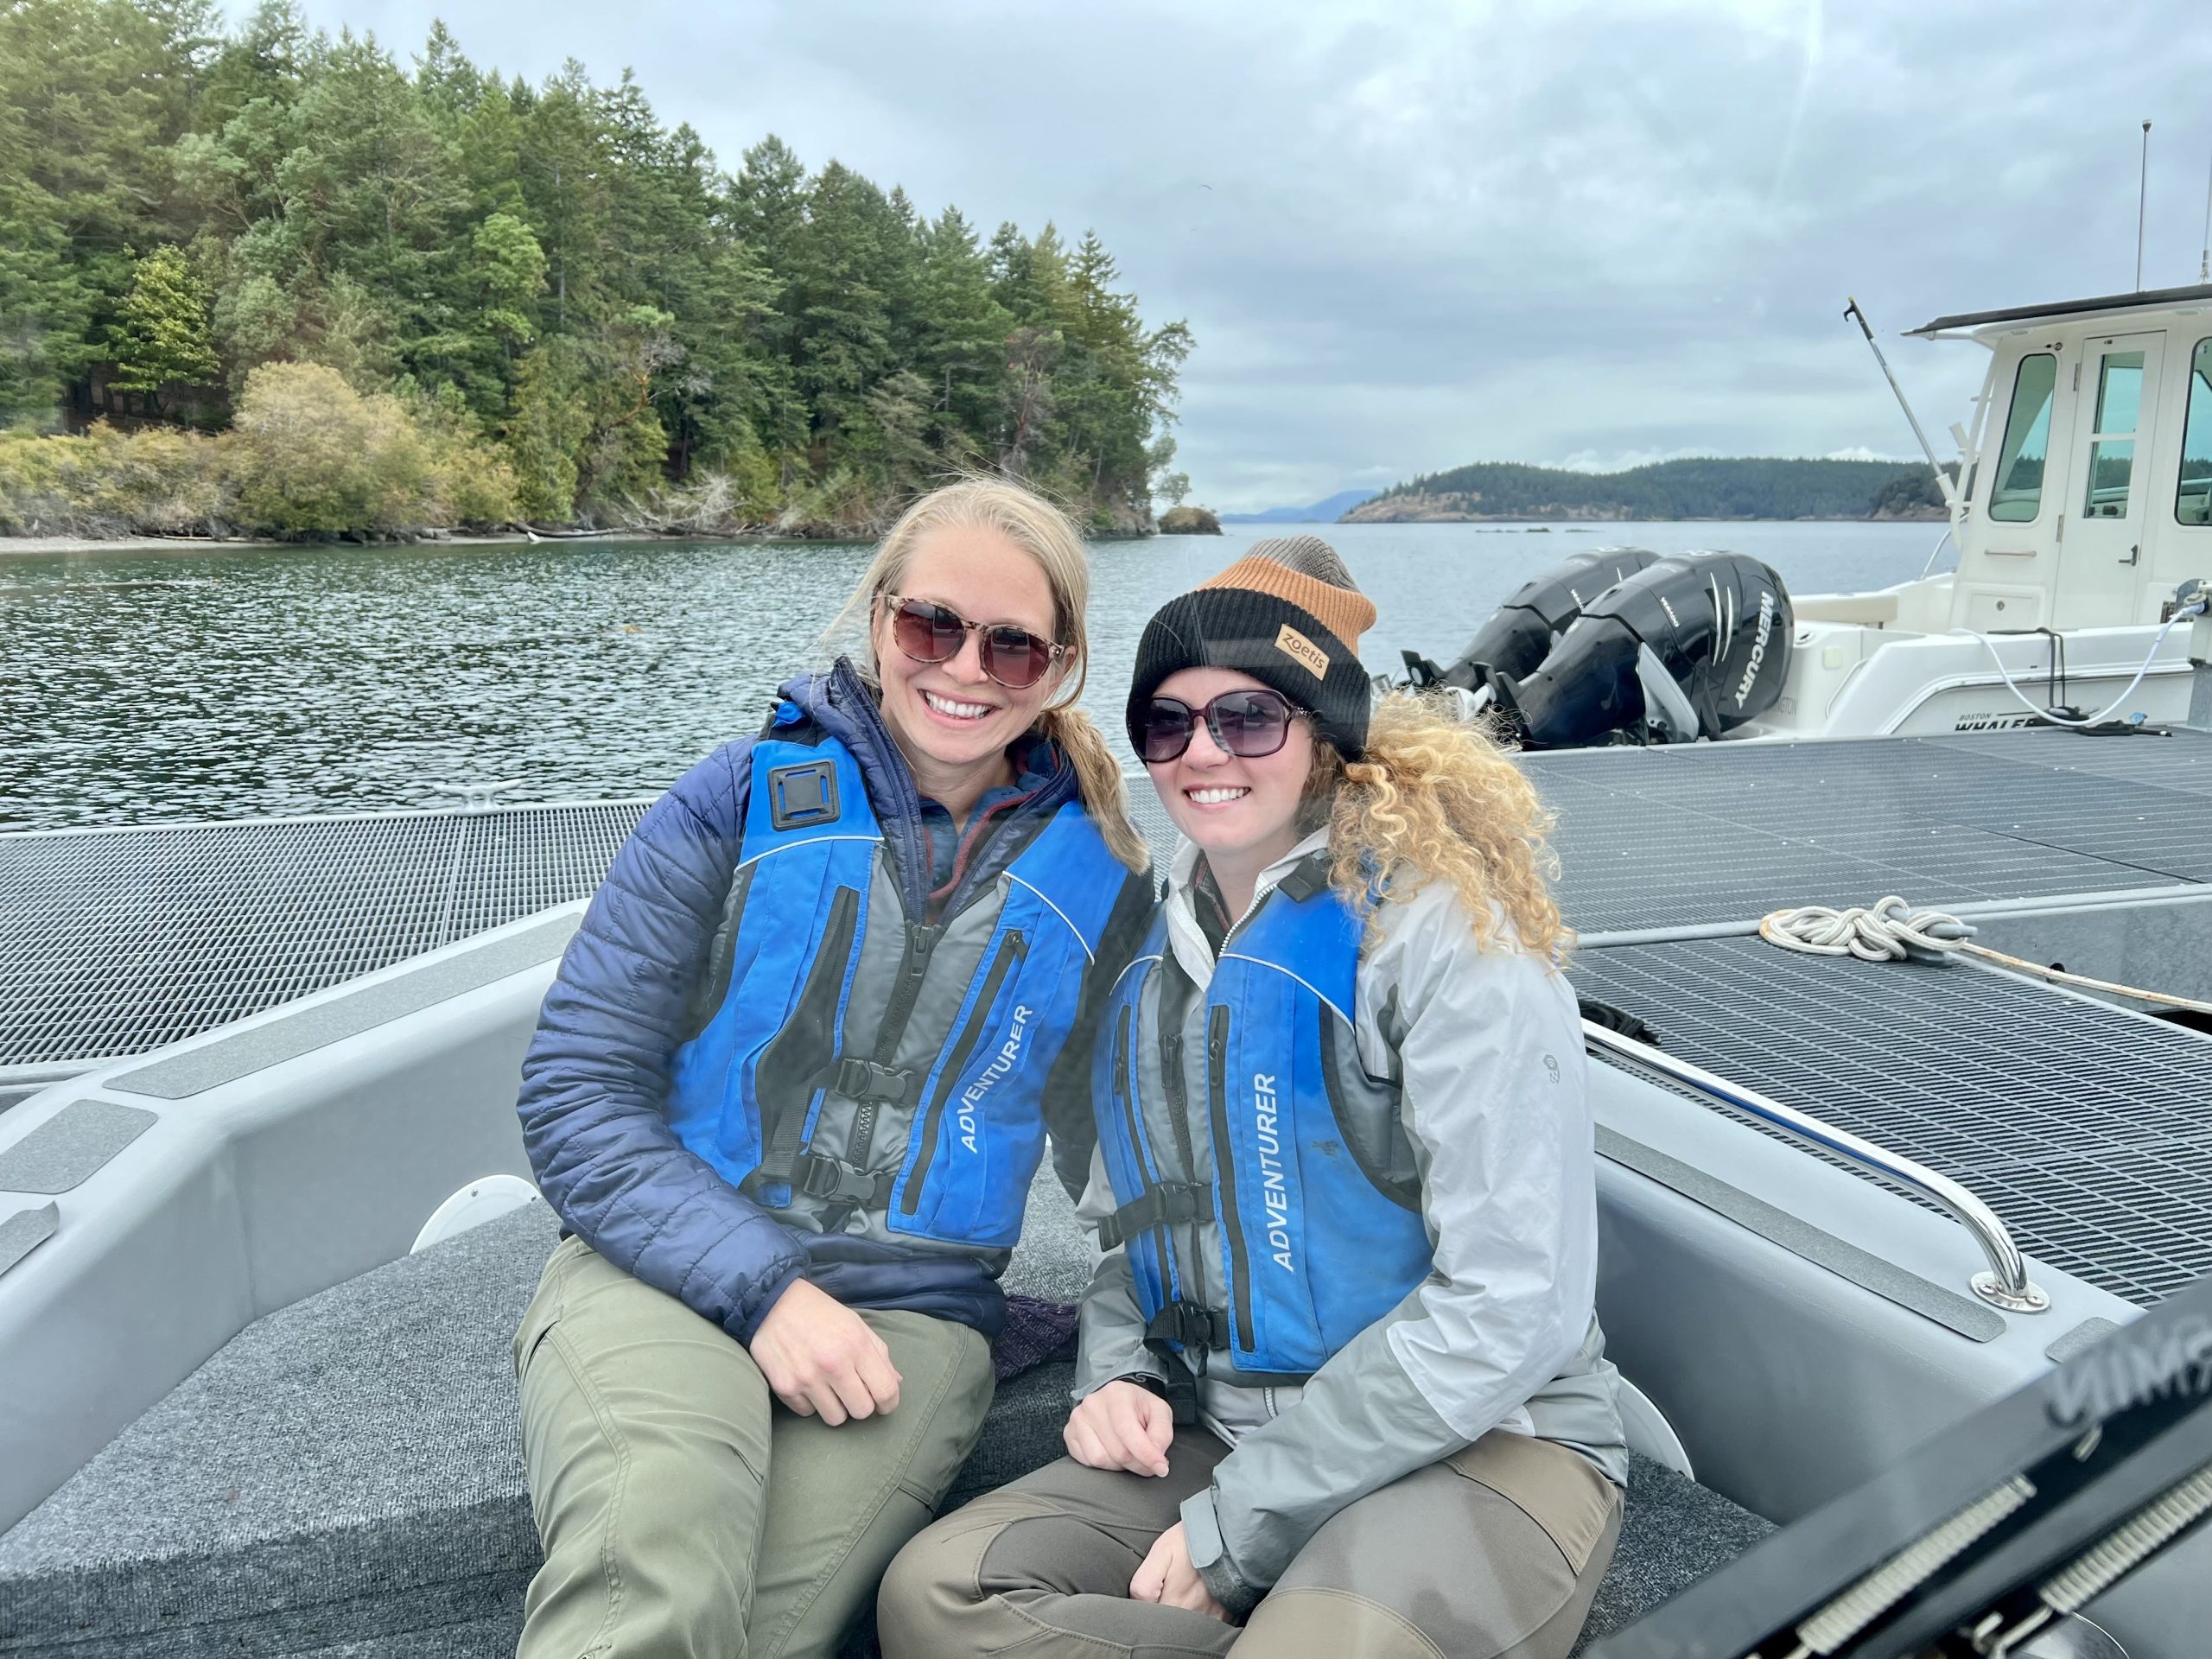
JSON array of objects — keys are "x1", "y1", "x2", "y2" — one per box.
[
  {"x1": 1494, "y1": 551, "x2": 1792, "y2": 748},
  {"x1": 1406, "y1": 548, "x2": 1663, "y2": 692}
]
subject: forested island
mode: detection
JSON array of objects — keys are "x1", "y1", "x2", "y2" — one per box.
[
  {"x1": 0, "y1": 1, "x2": 1191, "y2": 541},
  {"x1": 1345, "y1": 457, "x2": 1950, "y2": 524}
]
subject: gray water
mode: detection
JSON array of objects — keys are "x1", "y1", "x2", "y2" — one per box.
[{"x1": 0, "y1": 520, "x2": 1944, "y2": 832}]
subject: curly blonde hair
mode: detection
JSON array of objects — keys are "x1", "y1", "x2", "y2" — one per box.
[{"x1": 1312, "y1": 691, "x2": 1573, "y2": 962}]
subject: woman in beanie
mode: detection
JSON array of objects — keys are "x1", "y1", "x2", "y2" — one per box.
[
  {"x1": 880, "y1": 537, "x2": 1628, "y2": 1659},
  {"x1": 510, "y1": 479, "x2": 1154, "y2": 1659}
]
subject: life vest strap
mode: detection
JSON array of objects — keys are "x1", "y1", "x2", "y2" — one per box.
[
  {"x1": 1143, "y1": 1300, "x2": 1230, "y2": 1352},
  {"x1": 1096, "y1": 1182, "x2": 1211, "y2": 1251},
  {"x1": 792, "y1": 1151, "x2": 895, "y2": 1206},
  {"x1": 1275, "y1": 849, "x2": 1334, "y2": 903},
  {"x1": 822, "y1": 1055, "x2": 919, "y2": 1105}
]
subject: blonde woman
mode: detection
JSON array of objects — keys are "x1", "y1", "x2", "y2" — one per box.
[
  {"x1": 882, "y1": 537, "x2": 1628, "y2": 1659},
  {"x1": 511, "y1": 479, "x2": 1154, "y2": 1658}
]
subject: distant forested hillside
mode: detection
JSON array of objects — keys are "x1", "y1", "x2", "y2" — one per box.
[
  {"x1": 1344, "y1": 457, "x2": 1946, "y2": 523},
  {"x1": 0, "y1": 0, "x2": 1188, "y2": 538}
]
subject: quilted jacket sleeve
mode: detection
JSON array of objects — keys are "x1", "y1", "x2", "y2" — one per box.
[{"x1": 517, "y1": 741, "x2": 808, "y2": 1344}]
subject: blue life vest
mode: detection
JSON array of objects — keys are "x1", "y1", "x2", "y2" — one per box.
[
  {"x1": 668, "y1": 723, "x2": 1122, "y2": 1249},
  {"x1": 1095, "y1": 866, "x2": 1433, "y2": 1377}
]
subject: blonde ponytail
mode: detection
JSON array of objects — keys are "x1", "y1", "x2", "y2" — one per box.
[{"x1": 1039, "y1": 703, "x2": 1148, "y2": 872}]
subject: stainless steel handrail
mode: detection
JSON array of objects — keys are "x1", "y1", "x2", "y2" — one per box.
[{"x1": 1584, "y1": 1021, "x2": 2050, "y2": 1314}]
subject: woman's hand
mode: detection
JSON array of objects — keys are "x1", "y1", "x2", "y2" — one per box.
[
  {"x1": 1130, "y1": 1522, "x2": 1226, "y2": 1619},
  {"x1": 748, "y1": 1280, "x2": 902, "y2": 1424},
  {"x1": 1064, "y1": 1377, "x2": 1175, "y2": 1476}
]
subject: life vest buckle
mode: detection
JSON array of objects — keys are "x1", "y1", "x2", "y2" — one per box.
[
  {"x1": 1143, "y1": 1300, "x2": 1230, "y2": 1353},
  {"x1": 831, "y1": 1057, "x2": 918, "y2": 1104},
  {"x1": 794, "y1": 1152, "x2": 893, "y2": 1205}
]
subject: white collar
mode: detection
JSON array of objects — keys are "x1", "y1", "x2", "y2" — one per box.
[{"x1": 1161, "y1": 827, "x2": 1332, "y2": 988}]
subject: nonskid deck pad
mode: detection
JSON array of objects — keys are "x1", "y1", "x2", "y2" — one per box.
[
  {"x1": 0, "y1": 803, "x2": 647, "y2": 1073},
  {"x1": 1525, "y1": 728, "x2": 2212, "y2": 935},
  {"x1": 1573, "y1": 936, "x2": 2212, "y2": 1308},
  {"x1": 6, "y1": 727, "x2": 2206, "y2": 1084}
]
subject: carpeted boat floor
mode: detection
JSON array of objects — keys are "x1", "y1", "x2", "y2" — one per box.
[{"x1": 0, "y1": 1175, "x2": 1769, "y2": 1657}]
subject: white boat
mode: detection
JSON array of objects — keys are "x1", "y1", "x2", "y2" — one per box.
[
  {"x1": 8, "y1": 317, "x2": 2212, "y2": 1646},
  {"x1": 3, "y1": 732, "x2": 2209, "y2": 1655},
  {"x1": 1435, "y1": 287, "x2": 2212, "y2": 748},
  {"x1": 1754, "y1": 284, "x2": 2212, "y2": 739}
]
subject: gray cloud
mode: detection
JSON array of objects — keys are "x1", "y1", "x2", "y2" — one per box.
[{"x1": 290, "y1": 0, "x2": 2212, "y2": 507}]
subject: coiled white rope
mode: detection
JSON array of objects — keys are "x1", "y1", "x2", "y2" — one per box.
[
  {"x1": 1761, "y1": 897, "x2": 2212, "y2": 1016},
  {"x1": 1759, "y1": 895, "x2": 1974, "y2": 962}
]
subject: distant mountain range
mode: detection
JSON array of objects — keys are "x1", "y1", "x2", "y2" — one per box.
[
  {"x1": 1219, "y1": 488, "x2": 1381, "y2": 524},
  {"x1": 1344, "y1": 458, "x2": 1945, "y2": 523}
]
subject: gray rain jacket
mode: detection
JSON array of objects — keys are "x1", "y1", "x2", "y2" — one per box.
[{"x1": 1074, "y1": 831, "x2": 1629, "y2": 1613}]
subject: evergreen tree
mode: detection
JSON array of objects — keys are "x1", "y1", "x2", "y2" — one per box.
[
  {"x1": 0, "y1": 74, "x2": 90, "y2": 425},
  {"x1": 0, "y1": 2, "x2": 1186, "y2": 529},
  {"x1": 108, "y1": 245, "x2": 221, "y2": 414},
  {"x1": 914, "y1": 207, "x2": 1008, "y2": 455}
]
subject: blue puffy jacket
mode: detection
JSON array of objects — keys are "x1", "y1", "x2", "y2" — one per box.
[{"x1": 517, "y1": 662, "x2": 1151, "y2": 1344}]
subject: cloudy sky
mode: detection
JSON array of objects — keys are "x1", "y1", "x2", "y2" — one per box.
[{"x1": 279, "y1": 0, "x2": 2212, "y2": 510}]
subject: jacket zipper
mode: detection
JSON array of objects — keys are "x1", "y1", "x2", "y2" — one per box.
[
  {"x1": 901, "y1": 929, "x2": 1027, "y2": 1212},
  {"x1": 1159, "y1": 1022, "x2": 1202, "y2": 1301},
  {"x1": 849, "y1": 918, "x2": 942, "y2": 1168},
  {"x1": 1160, "y1": 1028, "x2": 1196, "y2": 1175},
  {"x1": 1205, "y1": 1003, "x2": 1252, "y2": 1353}
]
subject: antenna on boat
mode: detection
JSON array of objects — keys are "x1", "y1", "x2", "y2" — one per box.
[
  {"x1": 2137, "y1": 119, "x2": 2152, "y2": 290},
  {"x1": 2200, "y1": 130, "x2": 2211, "y2": 282},
  {"x1": 1844, "y1": 297, "x2": 1961, "y2": 520}
]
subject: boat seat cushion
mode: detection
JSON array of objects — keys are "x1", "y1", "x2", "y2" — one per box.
[{"x1": 0, "y1": 1196, "x2": 1770, "y2": 1658}]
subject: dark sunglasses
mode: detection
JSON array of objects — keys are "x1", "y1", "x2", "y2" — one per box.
[
  {"x1": 881, "y1": 594, "x2": 1066, "y2": 690},
  {"x1": 1136, "y1": 688, "x2": 1305, "y2": 764}
]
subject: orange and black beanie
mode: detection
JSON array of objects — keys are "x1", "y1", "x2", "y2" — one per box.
[{"x1": 1126, "y1": 535, "x2": 1378, "y2": 759}]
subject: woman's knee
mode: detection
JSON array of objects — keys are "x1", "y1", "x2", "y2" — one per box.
[
  {"x1": 877, "y1": 1492, "x2": 1055, "y2": 1657},
  {"x1": 875, "y1": 1506, "x2": 978, "y2": 1656}
]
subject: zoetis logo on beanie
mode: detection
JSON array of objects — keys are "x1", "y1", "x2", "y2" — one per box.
[
  {"x1": 1274, "y1": 624, "x2": 1328, "y2": 679},
  {"x1": 1126, "y1": 537, "x2": 1380, "y2": 759}
]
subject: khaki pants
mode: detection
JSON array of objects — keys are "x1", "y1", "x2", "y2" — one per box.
[
  {"x1": 512, "y1": 1236, "x2": 995, "y2": 1659},
  {"x1": 879, "y1": 1427, "x2": 1621, "y2": 1659}
]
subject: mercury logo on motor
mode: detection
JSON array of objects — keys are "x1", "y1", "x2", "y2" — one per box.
[{"x1": 1733, "y1": 589, "x2": 1776, "y2": 709}]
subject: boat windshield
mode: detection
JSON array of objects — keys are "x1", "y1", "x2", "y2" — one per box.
[
  {"x1": 1987, "y1": 353, "x2": 2056, "y2": 522},
  {"x1": 2179, "y1": 337, "x2": 2212, "y2": 525}
]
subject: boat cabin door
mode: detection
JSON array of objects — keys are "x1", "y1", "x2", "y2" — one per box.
[{"x1": 2060, "y1": 332, "x2": 2163, "y2": 626}]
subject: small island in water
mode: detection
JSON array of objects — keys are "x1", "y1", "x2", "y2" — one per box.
[
  {"x1": 1345, "y1": 457, "x2": 1950, "y2": 524},
  {"x1": 1158, "y1": 505, "x2": 1222, "y2": 534}
]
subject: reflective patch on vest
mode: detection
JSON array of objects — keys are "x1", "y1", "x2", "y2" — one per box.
[
  {"x1": 957, "y1": 1002, "x2": 1033, "y2": 1153},
  {"x1": 767, "y1": 760, "x2": 840, "y2": 830},
  {"x1": 1254, "y1": 1071, "x2": 1294, "y2": 1272}
]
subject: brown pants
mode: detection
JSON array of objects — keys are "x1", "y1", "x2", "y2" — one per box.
[{"x1": 879, "y1": 1427, "x2": 1622, "y2": 1659}]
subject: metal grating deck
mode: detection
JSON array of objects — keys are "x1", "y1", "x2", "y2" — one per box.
[
  {"x1": 0, "y1": 804, "x2": 646, "y2": 1075},
  {"x1": 1571, "y1": 937, "x2": 2212, "y2": 1307},
  {"x1": 7, "y1": 730, "x2": 2207, "y2": 1314},
  {"x1": 1526, "y1": 728, "x2": 2212, "y2": 935}
]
